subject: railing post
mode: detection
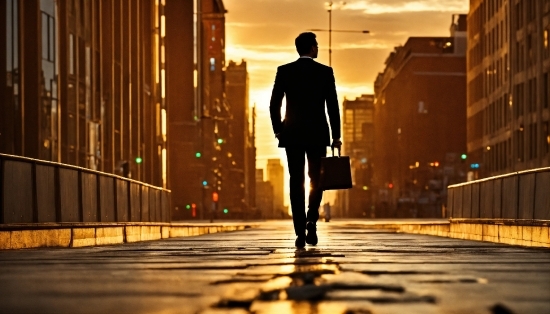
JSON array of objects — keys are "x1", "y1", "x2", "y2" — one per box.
[
  {"x1": 0, "y1": 156, "x2": 3, "y2": 224},
  {"x1": 54, "y1": 165, "x2": 61, "y2": 222},
  {"x1": 31, "y1": 162, "x2": 38, "y2": 223}
]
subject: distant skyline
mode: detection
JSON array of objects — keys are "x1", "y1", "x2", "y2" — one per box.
[{"x1": 223, "y1": 0, "x2": 469, "y2": 204}]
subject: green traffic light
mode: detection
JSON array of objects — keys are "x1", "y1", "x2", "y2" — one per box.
[
  {"x1": 217, "y1": 138, "x2": 224, "y2": 144},
  {"x1": 186, "y1": 204, "x2": 191, "y2": 209},
  {"x1": 195, "y1": 152, "x2": 202, "y2": 158},
  {"x1": 135, "y1": 157, "x2": 143, "y2": 164},
  {"x1": 223, "y1": 208, "x2": 229, "y2": 214},
  {"x1": 461, "y1": 154, "x2": 467, "y2": 160}
]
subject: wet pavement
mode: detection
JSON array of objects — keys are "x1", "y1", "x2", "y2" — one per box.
[{"x1": 0, "y1": 220, "x2": 549, "y2": 314}]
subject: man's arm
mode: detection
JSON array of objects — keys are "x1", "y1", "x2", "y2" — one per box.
[
  {"x1": 269, "y1": 67, "x2": 284, "y2": 137},
  {"x1": 326, "y1": 67, "x2": 341, "y2": 146}
]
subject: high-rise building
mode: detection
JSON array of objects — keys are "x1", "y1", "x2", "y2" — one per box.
[
  {"x1": 339, "y1": 94, "x2": 375, "y2": 217},
  {"x1": 255, "y1": 168, "x2": 274, "y2": 218},
  {"x1": 466, "y1": 0, "x2": 550, "y2": 179},
  {"x1": 0, "y1": 0, "x2": 168, "y2": 187},
  {"x1": 166, "y1": 0, "x2": 198, "y2": 219},
  {"x1": 169, "y1": 0, "x2": 228, "y2": 220},
  {"x1": 373, "y1": 15, "x2": 467, "y2": 217},
  {"x1": 267, "y1": 159, "x2": 285, "y2": 217},
  {"x1": 225, "y1": 60, "x2": 256, "y2": 217}
]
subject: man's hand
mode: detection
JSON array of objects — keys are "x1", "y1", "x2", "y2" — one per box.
[{"x1": 331, "y1": 138, "x2": 342, "y2": 149}]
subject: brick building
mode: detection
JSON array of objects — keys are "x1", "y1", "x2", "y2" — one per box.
[
  {"x1": 225, "y1": 60, "x2": 256, "y2": 217},
  {"x1": 336, "y1": 94, "x2": 375, "y2": 218},
  {"x1": 373, "y1": 15, "x2": 468, "y2": 217}
]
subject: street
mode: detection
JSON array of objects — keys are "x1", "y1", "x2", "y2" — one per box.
[{"x1": 1, "y1": 220, "x2": 549, "y2": 314}]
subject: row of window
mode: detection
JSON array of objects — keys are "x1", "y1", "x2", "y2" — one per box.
[
  {"x1": 515, "y1": 0, "x2": 539, "y2": 30},
  {"x1": 468, "y1": 73, "x2": 484, "y2": 104},
  {"x1": 513, "y1": 122, "x2": 550, "y2": 163},
  {"x1": 512, "y1": 75, "x2": 550, "y2": 118},
  {"x1": 485, "y1": 121, "x2": 550, "y2": 173},
  {"x1": 484, "y1": 93, "x2": 510, "y2": 135},
  {"x1": 487, "y1": 55, "x2": 508, "y2": 95},
  {"x1": 485, "y1": 138, "x2": 510, "y2": 173}
]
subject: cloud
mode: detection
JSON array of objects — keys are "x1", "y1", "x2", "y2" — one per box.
[{"x1": 342, "y1": 0, "x2": 468, "y2": 14}]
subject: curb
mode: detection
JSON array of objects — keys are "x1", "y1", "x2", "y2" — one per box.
[
  {"x1": 0, "y1": 223, "x2": 256, "y2": 250},
  {"x1": 348, "y1": 220, "x2": 550, "y2": 248}
]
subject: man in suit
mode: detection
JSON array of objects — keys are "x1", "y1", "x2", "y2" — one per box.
[{"x1": 269, "y1": 32, "x2": 342, "y2": 248}]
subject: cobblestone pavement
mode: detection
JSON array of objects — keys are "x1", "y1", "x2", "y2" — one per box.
[{"x1": 1, "y1": 220, "x2": 549, "y2": 314}]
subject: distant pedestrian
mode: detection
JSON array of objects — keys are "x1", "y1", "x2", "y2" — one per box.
[
  {"x1": 323, "y1": 202, "x2": 331, "y2": 222},
  {"x1": 269, "y1": 32, "x2": 341, "y2": 248}
]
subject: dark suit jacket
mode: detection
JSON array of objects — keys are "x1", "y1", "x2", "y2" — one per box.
[{"x1": 269, "y1": 58, "x2": 341, "y2": 147}]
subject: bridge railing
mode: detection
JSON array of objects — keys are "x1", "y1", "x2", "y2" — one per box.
[
  {"x1": 0, "y1": 153, "x2": 170, "y2": 224},
  {"x1": 447, "y1": 167, "x2": 550, "y2": 220}
]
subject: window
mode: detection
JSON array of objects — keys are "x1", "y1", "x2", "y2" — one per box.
[
  {"x1": 210, "y1": 58, "x2": 215, "y2": 71},
  {"x1": 418, "y1": 101, "x2": 427, "y2": 114},
  {"x1": 69, "y1": 33, "x2": 74, "y2": 75}
]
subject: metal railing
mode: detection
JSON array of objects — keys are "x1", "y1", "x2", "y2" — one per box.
[
  {"x1": 447, "y1": 167, "x2": 550, "y2": 219},
  {"x1": 0, "y1": 154, "x2": 170, "y2": 224}
]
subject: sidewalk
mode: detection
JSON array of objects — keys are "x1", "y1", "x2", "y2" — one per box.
[{"x1": 0, "y1": 220, "x2": 549, "y2": 313}]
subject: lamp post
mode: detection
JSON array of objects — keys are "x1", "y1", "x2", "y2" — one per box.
[{"x1": 308, "y1": 1, "x2": 369, "y2": 66}]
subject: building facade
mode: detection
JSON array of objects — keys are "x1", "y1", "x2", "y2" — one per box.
[
  {"x1": 0, "y1": 0, "x2": 168, "y2": 187},
  {"x1": 373, "y1": 15, "x2": 468, "y2": 217},
  {"x1": 466, "y1": 0, "x2": 550, "y2": 179},
  {"x1": 255, "y1": 168, "x2": 274, "y2": 218},
  {"x1": 339, "y1": 94, "x2": 375, "y2": 217},
  {"x1": 225, "y1": 60, "x2": 256, "y2": 217},
  {"x1": 165, "y1": 0, "x2": 197, "y2": 219},
  {"x1": 266, "y1": 158, "x2": 285, "y2": 217}
]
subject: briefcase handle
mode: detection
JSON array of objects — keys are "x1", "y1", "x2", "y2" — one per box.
[{"x1": 330, "y1": 146, "x2": 341, "y2": 157}]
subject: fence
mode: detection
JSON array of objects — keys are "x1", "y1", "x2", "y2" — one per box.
[
  {"x1": 0, "y1": 154, "x2": 170, "y2": 224},
  {"x1": 447, "y1": 167, "x2": 550, "y2": 220}
]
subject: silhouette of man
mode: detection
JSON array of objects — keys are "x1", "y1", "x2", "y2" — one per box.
[{"x1": 269, "y1": 32, "x2": 341, "y2": 248}]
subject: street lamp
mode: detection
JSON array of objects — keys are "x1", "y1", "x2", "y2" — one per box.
[{"x1": 308, "y1": 1, "x2": 369, "y2": 66}]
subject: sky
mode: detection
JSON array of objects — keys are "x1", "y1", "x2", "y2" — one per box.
[{"x1": 223, "y1": 0, "x2": 469, "y2": 206}]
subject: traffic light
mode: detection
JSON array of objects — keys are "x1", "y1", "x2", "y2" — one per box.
[
  {"x1": 185, "y1": 204, "x2": 191, "y2": 210},
  {"x1": 195, "y1": 152, "x2": 202, "y2": 158},
  {"x1": 223, "y1": 208, "x2": 229, "y2": 214},
  {"x1": 388, "y1": 183, "x2": 394, "y2": 189},
  {"x1": 135, "y1": 157, "x2": 143, "y2": 164},
  {"x1": 191, "y1": 203, "x2": 197, "y2": 217},
  {"x1": 212, "y1": 191, "x2": 219, "y2": 202},
  {"x1": 217, "y1": 138, "x2": 224, "y2": 144},
  {"x1": 202, "y1": 180, "x2": 208, "y2": 186},
  {"x1": 461, "y1": 154, "x2": 467, "y2": 160}
]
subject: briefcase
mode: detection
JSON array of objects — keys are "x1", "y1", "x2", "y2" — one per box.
[{"x1": 319, "y1": 147, "x2": 352, "y2": 190}]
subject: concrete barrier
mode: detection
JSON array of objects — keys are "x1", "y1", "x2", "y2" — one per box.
[
  {"x1": 348, "y1": 220, "x2": 550, "y2": 248},
  {"x1": 449, "y1": 167, "x2": 550, "y2": 221},
  {"x1": 0, "y1": 223, "x2": 254, "y2": 250},
  {"x1": 0, "y1": 153, "x2": 170, "y2": 225}
]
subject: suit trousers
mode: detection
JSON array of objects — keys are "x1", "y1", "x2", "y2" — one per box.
[{"x1": 285, "y1": 146, "x2": 327, "y2": 236}]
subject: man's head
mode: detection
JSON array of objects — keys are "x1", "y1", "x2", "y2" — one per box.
[{"x1": 295, "y1": 32, "x2": 318, "y2": 58}]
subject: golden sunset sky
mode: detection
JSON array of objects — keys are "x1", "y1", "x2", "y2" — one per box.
[{"x1": 224, "y1": 0, "x2": 469, "y2": 205}]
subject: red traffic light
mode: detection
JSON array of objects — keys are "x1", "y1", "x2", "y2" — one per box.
[
  {"x1": 388, "y1": 183, "x2": 394, "y2": 189},
  {"x1": 212, "y1": 192, "x2": 219, "y2": 202}
]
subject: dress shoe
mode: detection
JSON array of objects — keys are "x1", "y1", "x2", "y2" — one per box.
[
  {"x1": 306, "y1": 222, "x2": 318, "y2": 246},
  {"x1": 295, "y1": 235, "x2": 306, "y2": 248}
]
